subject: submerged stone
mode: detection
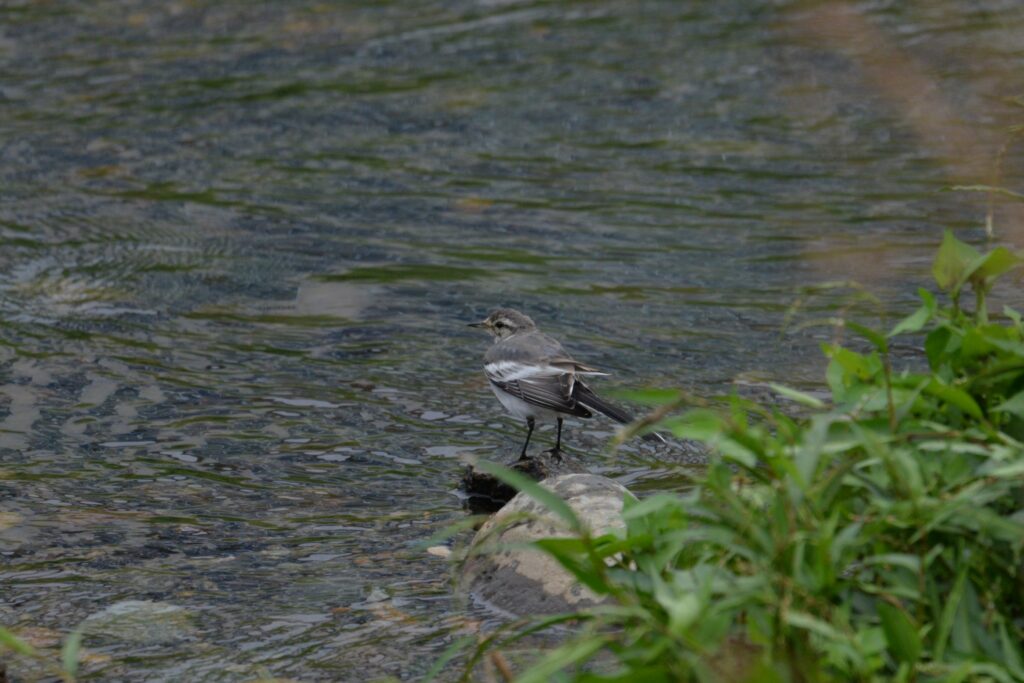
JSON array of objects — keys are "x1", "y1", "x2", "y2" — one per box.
[
  {"x1": 460, "y1": 473, "x2": 633, "y2": 616},
  {"x1": 80, "y1": 600, "x2": 195, "y2": 644}
]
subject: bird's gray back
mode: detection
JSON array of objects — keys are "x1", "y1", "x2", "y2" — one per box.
[{"x1": 484, "y1": 330, "x2": 571, "y2": 365}]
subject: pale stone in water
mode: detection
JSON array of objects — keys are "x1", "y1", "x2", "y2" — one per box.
[
  {"x1": 0, "y1": 511, "x2": 22, "y2": 530},
  {"x1": 460, "y1": 473, "x2": 634, "y2": 616},
  {"x1": 80, "y1": 600, "x2": 195, "y2": 644}
]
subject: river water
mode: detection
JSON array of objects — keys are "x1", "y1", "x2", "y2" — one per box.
[{"x1": 1, "y1": 1, "x2": 1022, "y2": 680}]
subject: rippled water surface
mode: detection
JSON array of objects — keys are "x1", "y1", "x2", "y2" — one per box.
[{"x1": 2, "y1": 1, "x2": 1023, "y2": 680}]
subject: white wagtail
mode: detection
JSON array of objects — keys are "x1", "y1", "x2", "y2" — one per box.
[{"x1": 469, "y1": 308, "x2": 663, "y2": 459}]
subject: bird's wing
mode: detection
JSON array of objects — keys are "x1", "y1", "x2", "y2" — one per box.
[
  {"x1": 484, "y1": 360, "x2": 592, "y2": 417},
  {"x1": 573, "y1": 382, "x2": 666, "y2": 443},
  {"x1": 549, "y1": 357, "x2": 609, "y2": 376}
]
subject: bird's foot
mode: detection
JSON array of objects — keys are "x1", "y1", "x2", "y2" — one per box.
[{"x1": 543, "y1": 447, "x2": 563, "y2": 462}]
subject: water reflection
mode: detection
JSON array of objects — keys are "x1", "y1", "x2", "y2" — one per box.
[{"x1": 1, "y1": 0, "x2": 1022, "y2": 679}]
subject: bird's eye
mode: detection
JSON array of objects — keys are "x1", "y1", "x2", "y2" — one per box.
[{"x1": 494, "y1": 321, "x2": 506, "y2": 329}]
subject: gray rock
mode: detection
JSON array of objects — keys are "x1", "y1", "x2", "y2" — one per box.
[
  {"x1": 460, "y1": 450, "x2": 588, "y2": 513},
  {"x1": 460, "y1": 473, "x2": 634, "y2": 616},
  {"x1": 80, "y1": 600, "x2": 195, "y2": 644}
]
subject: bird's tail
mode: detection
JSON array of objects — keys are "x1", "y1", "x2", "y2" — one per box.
[{"x1": 575, "y1": 384, "x2": 666, "y2": 443}]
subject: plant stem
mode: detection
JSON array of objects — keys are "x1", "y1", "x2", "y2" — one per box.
[{"x1": 975, "y1": 285, "x2": 988, "y2": 325}]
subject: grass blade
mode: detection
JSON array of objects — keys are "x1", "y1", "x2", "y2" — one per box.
[{"x1": 474, "y1": 460, "x2": 580, "y2": 531}]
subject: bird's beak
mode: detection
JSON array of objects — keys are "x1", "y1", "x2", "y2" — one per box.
[{"x1": 467, "y1": 320, "x2": 488, "y2": 328}]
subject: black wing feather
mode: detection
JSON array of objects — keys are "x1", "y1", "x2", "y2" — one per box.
[
  {"x1": 575, "y1": 382, "x2": 665, "y2": 443},
  {"x1": 490, "y1": 374, "x2": 593, "y2": 418}
]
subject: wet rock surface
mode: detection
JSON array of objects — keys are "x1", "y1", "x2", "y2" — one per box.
[
  {"x1": 461, "y1": 450, "x2": 589, "y2": 513},
  {"x1": 460, "y1": 473, "x2": 633, "y2": 616}
]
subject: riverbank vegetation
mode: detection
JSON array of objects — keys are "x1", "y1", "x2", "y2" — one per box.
[{"x1": 459, "y1": 232, "x2": 1024, "y2": 682}]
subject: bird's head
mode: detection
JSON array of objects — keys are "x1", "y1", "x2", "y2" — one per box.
[{"x1": 468, "y1": 308, "x2": 537, "y2": 339}]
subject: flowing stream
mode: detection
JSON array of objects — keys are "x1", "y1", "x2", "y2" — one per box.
[{"x1": 1, "y1": 1, "x2": 1022, "y2": 680}]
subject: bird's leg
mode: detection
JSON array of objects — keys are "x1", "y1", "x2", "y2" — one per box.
[
  {"x1": 546, "y1": 418, "x2": 564, "y2": 461},
  {"x1": 519, "y1": 417, "x2": 535, "y2": 460}
]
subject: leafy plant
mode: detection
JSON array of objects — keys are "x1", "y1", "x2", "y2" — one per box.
[
  {"x1": 454, "y1": 232, "x2": 1024, "y2": 682},
  {"x1": 0, "y1": 625, "x2": 82, "y2": 682}
]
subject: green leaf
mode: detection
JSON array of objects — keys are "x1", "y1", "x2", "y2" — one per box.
[
  {"x1": 714, "y1": 436, "x2": 757, "y2": 468},
  {"x1": 516, "y1": 635, "x2": 610, "y2": 683},
  {"x1": 964, "y1": 246, "x2": 1022, "y2": 287},
  {"x1": 859, "y1": 553, "x2": 921, "y2": 573},
  {"x1": 474, "y1": 460, "x2": 580, "y2": 531},
  {"x1": 61, "y1": 628, "x2": 84, "y2": 678},
  {"x1": 933, "y1": 230, "x2": 980, "y2": 292},
  {"x1": 986, "y1": 460, "x2": 1024, "y2": 478},
  {"x1": 960, "y1": 326, "x2": 997, "y2": 362},
  {"x1": 847, "y1": 321, "x2": 888, "y2": 352},
  {"x1": 574, "y1": 667, "x2": 675, "y2": 683},
  {"x1": 0, "y1": 626, "x2": 37, "y2": 656},
  {"x1": 925, "y1": 326, "x2": 953, "y2": 368},
  {"x1": 423, "y1": 634, "x2": 475, "y2": 682},
  {"x1": 784, "y1": 611, "x2": 845, "y2": 641},
  {"x1": 664, "y1": 410, "x2": 724, "y2": 441},
  {"x1": 533, "y1": 538, "x2": 613, "y2": 595},
  {"x1": 998, "y1": 618, "x2": 1024, "y2": 679},
  {"x1": 822, "y1": 344, "x2": 879, "y2": 381},
  {"x1": 794, "y1": 415, "x2": 830, "y2": 489},
  {"x1": 660, "y1": 590, "x2": 702, "y2": 637},
  {"x1": 1003, "y1": 306, "x2": 1022, "y2": 327},
  {"x1": 948, "y1": 663, "x2": 1018, "y2": 683},
  {"x1": 826, "y1": 355, "x2": 847, "y2": 401},
  {"x1": 992, "y1": 391, "x2": 1024, "y2": 420},
  {"x1": 415, "y1": 514, "x2": 490, "y2": 549},
  {"x1": 923, "y1": 380, "x2": 983, "y2": 419},
  {"x1": 769, "y1": 383, "x2": 827, "y2": 409},
  {"x1": 830, "y1": 521, "x2": 864, "y2": 565},
  {"x1": 934, "y1": 561, "x2": 968, "y2": 661},
  {"x1": 878, "y1": 602, "x2": 921, "y2": 664},
  {"x1": 621, "y1": 493, "x2": 685, "y2": 520},
  {"x1": 889, "y1": 290, "x2": 936, "y2": 337}
]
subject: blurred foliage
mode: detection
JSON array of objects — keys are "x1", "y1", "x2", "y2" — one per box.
[
  {"x1": 453, "y1": 232, "x2": 1024, "y2": 682},
  {"x1": 0, "y1": 625, "x2": 81, "y2": 682}
]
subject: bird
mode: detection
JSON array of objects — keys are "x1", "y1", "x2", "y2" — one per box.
[{"x1": 468, "y1": 308, "x2": 663, "y2": 459}]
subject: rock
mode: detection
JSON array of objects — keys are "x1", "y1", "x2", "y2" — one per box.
[
  {"x1": 460, "y1": 450, "x2": 588, "y2": 513},
  {"x1": 80, "y1": 600, "x2": 194, "y2": 644},
  {"x1": 460, "y1": 473, "x2": 633, "y2": 616}
]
